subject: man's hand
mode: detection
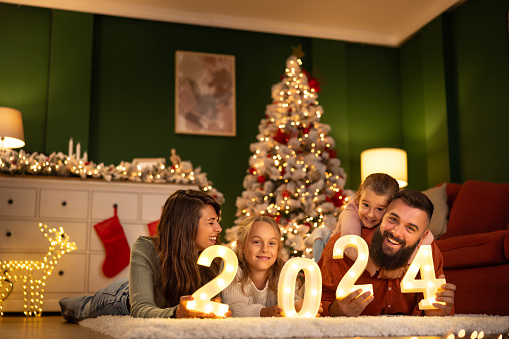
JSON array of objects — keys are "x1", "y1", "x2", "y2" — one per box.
[
  {"x1": 328, "y1": 289, "x2": 374, "y2": 317},
  {"x1": 425, "y1": 275, "x2": 456, "y2": 316}
]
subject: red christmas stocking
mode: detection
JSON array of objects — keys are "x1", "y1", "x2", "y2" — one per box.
[
  {"x1": 147, "y1": 219, "x2": 159, "y2": 236},
  {"x1": 94, "y1": 206, "x2": 130, "y2": 278}
]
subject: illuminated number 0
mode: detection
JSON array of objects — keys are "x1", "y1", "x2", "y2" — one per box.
[
  {"x1": 277, "y1": 257, "x2": 322, "y2": 318},
  {"x1": 400, "y1": 245, "x2": 446, "y2": 310},
  {"x1": 333, "y1": 235, "x2": 373, "y2": 299},
  {"x1": 187, "y1": 245, "x2": 238, "y2": 317}
]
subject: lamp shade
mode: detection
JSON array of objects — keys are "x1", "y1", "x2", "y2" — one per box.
[
  {"x1": 0, "y1": 107, "x2": 25, "y2": 149},
  {"x1": 361, "y1": 148, "x2": 408, "y2": 188}
]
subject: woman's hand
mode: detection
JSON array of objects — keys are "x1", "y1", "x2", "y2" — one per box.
[
  {"x1": 175, "y1": 295, "x2": 231, "y2": 318},
  {"x1": 212, "y1": 296, "x2": 232, "y2": 318},
  {"x1": 260, "y1": 305, "x2": 283, "y2": 317}
]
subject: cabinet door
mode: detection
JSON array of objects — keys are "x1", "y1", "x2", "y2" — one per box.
[
  {"x1": 88, "y1": 253, "x2": 129, "y2": 293},
  {"x1": 0, "y1": 187, "x2": 37, "y2": 217},
  {"x1": 0, "y1": 252, "x2": 87, "y2": 293},
  {"x1": 39, "y1": 189, "x2": 89, "y2": 219}
]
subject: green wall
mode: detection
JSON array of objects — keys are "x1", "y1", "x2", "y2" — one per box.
[
  {"x1": 399, "y1": 0, "x2": 509, "y2": 187},
  {"x1": 1, "y1": 0, "x2": 508, "y2": 232},
  {"x1": 444, "y1": 0, "x2": 509, "y2": 183}
]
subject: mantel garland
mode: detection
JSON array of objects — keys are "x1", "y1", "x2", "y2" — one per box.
[{"x1": 0, "y1": 149, "x2": 224, "y2": 204}]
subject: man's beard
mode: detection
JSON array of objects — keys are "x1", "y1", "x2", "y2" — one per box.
[{"x1": 370, "y1": 227, "x2": 419, "y2": 271}]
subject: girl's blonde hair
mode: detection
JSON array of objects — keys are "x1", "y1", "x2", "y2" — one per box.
[
  {"x1": 357, "y1": 173, "x2": 400, "y2": 202},
  {"x1": 235, "y1": 215, "x2": 284, "y2": 294}
]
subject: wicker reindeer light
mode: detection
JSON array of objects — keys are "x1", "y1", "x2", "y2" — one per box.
[{"x1": 0, "y1": 223, "x2": 77, "y2": 316}]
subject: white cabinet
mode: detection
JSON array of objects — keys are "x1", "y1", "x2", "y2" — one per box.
[{"x1": 0, "y1": 175, "x2": 197, "y2": 312}]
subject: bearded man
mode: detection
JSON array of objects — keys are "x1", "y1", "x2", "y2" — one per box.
[{"x1": 318, "y1": 189, "x2": 456, "y2": 316}]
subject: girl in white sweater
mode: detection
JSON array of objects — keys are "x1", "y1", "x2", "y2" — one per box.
[{"x1": 222, "y1": 215, "x2": 304, "y2": 317}]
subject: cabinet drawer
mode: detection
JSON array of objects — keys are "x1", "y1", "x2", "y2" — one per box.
[
  {"x1": 90, "y1": 222, "x2": 149, "y2": 251},
  {"x1": 141, "y1": 193, "x2": 167, "y2": 221},
  {"x1": 91, "y1": 192, "x2": 139, "y2": 221},
  {"x1": 0, "y1": 220, "x2": 87, "y2": 251},
  {"x1": 88, "y1": 253, "x2": 129, "y2": 293},
  {"x1": 39, "y1": 189, "x2": 89, "y2": 219},
  {"x1": 0, "y1": 253, "x2": 86, "y2": 293},
  {"x1": 0, "y1": 187, "x2": 37, "y2": 217}
]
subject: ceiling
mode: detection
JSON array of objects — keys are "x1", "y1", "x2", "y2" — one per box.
[{"x1": 1, "y1": 0, "x2": 466, "y2": 47}]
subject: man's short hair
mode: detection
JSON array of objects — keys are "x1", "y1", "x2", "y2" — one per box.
[{"x1": 392, "y1": 189, "x2": 434, "y2": 222}]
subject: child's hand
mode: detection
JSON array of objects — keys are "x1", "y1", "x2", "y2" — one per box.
[
  {"x1": 260, "y1": 305, "x2": 283, "y2": 317},
  {"x1": 316, "y1": 302, "x2": 324, "y2": 317},
  {"x1": 294, "y1": 300, "x2": 323, "y2": 317},
  {"x1": 295, "y1": 299, "x2": 304, "y2": 312},
  {"x1": 377, "y1": 267, "x2": 406, "y2": 279}
]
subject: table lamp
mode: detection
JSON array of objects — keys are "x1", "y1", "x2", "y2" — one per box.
[
  {"x1": 0, "y1": 107, "x2": 25, "y2": 149},
  {"x1": 361, "y1": 148, "x2": 407, "y2": 188}
]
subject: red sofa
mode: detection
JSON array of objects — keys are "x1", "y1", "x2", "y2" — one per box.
[{"x1": 434, "y1": 180, "x2": 509, "y2": 315}]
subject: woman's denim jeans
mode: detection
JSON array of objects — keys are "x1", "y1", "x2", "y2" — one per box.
[{"x1": 59, "y1": 277, "x2": 130, "y2": 323}]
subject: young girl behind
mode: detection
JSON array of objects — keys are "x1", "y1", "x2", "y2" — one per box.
[
  {"x1": 222, "y1": 215, "x2": 301, "y2": 317},
  {"x1": 317, "y1": 173, "x2": 433, "y2": 278}
]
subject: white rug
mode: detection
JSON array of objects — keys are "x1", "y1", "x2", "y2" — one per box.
[{"x1": 80, "y1": 314, "x2": 509, "y2": 339}]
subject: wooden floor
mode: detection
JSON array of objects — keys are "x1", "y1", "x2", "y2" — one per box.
[{"x1": 0, "y1": 313, "x2": 113, "y2": 339}]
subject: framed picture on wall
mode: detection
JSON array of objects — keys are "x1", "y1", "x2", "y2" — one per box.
[{"x1": 175, "y1": 51, "x2": 236, "y2": 136}]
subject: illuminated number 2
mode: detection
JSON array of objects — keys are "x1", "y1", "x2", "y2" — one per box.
[
  {"x1": 400, "y1": 245, "x2": 446, "y2": 310},
  {"x1": 277, "y1": 257, "x2": 322, "y2": 318},
  {"x1": 333, "y1": 235, "x2": 373, "y2": 299},
  {"x1": 187, "y1": 245, "x2": 238, "y2": 317}
]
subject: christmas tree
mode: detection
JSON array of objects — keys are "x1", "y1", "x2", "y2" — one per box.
[{"x1": 232, "y1": 52, "x2": 353, "y2": 259}]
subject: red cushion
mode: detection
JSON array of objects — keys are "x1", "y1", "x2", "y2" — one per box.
[
  {"x1": 436, "y1": 230, "x2": 509, "y2": 269},
  {"x1": 445, "y1": 182, "x2": 462, "y2": 209},
  {"x1": 442, "y1": 180, "x2": 509, "y2": 238},
  {"x1": 444, "y1": 264, "x2": 509, "y2": 315}
]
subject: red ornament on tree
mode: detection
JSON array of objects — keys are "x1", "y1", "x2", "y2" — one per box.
[
  {"x1": 303, "y1": 70, "x2": 321, "y2": 93},
  {"x1": 249, "y1": 167, "x2": 257, "y2": 175},
  {"x1": 257, "y1": 175, "x2": 266, "y2": 184},
  {"x1": 273, "y1": 128, "x2": 290, "y2": 145},
  {"x1": 327, "y1": 190, "x2": 346, "y2": 207}
]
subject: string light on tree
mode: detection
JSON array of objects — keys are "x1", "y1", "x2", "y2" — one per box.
[{"x1": 232, "y1": 48, "x2": 353, "y2": 258}]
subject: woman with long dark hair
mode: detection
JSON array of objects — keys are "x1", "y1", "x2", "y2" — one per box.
[{"x1": 60, "y1": 189, "x2": 228, "y2": 321}]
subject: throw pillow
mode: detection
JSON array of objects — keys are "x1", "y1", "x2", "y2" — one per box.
[
  {"x1": 445, "y1": 180, "x2": 509, "y2": 238},
  {"x1": 422, "y1": 184, "x2": 449, "y2": 239}
]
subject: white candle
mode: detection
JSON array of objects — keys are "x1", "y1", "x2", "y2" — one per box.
[
  {"x1": 83, "y1": 151, "x2": 88, "y2": 162},
  {"x1": 277, "y1": 257, "x2": 322, "y2": 318},
  {"x1": 400, "y1": 245, "x2": 446, "y2": 310},
  {"x1": 187, "y1": 245, "x2": 238, "y2": 317},
  {"x1": 76, "y1": 142, "x2": 81, "y2": 161},
  {"x1": 333, "y1": 235, "x2": 373, "y2": 299},
  {"x1": 68, "y1": 138, "x2": 73, "y2": 157}
]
